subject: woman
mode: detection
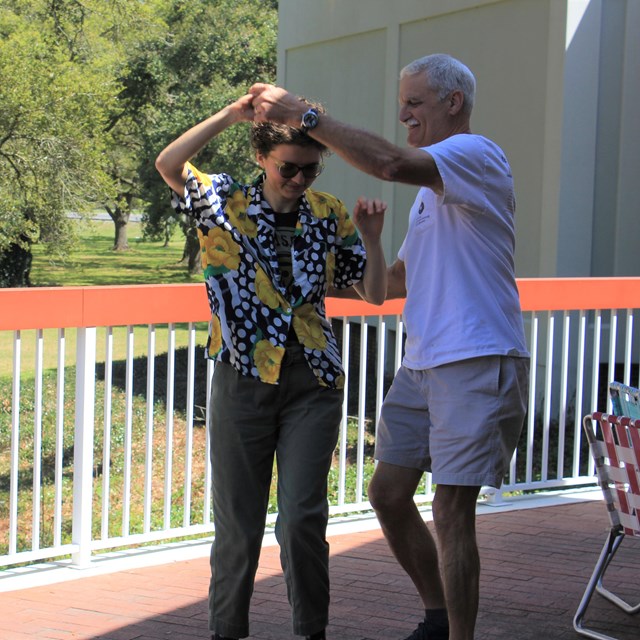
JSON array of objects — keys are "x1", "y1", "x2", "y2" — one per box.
[{"x1": 155, "y1": 93, "x2": 386, "y2": 640}]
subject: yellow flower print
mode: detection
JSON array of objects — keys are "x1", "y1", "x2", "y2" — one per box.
[
  {"x1": 306, "y1": 190, "x2": 332, "y2": 219},
  {"x1": 292, "y1": 303, "x2": 327, "y2": 350},
  {"x1": 255, "y1": 266, "x2": 289, "y2": 311},
  {"x1": 325, "y1": 251, "x2": 335, "y2": 286},
  {"x1": 187, "y1": 163, "x2": 213, "y2": 187},
  {"x1": 254, "y1": 339, "x2": 285, "y2": 384},
  {"x1": 225, "y1": 189, "x2": 258, "y2": 237},
  {"x1": 334, "y1": 374, "x2": 345, "y2": 390},
  {"x1": 337, "y1": 213, "x2": 356, "y2": 239},
  {"x1": 209, "y1": 315, "x2": 223, "y2": 356},
  {"x1": 335, "y1": 203, "x2": 358, "y2": 247},
  {"x1": 201, "y1": 227, "x2": 241, "y2": 272}
]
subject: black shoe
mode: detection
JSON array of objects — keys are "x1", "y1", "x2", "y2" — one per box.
[
  {"x1": 402, "y1": 621, "x2": 448, "y2": 640},
  {"x1": 306, "y1": 630, "x2": 326, "y2": 640},
  {"x1": 212, "y1": 635, "x2": 238, "y2": 640}
]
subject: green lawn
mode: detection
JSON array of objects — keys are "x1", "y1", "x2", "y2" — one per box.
[{"x1": 31, "y1": 219, "x2": 198, "y2": 287}]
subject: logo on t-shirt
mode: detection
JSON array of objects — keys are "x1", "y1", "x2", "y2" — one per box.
[{"x1": 418, "y1": 202, "x2": 424, "y2": 215}]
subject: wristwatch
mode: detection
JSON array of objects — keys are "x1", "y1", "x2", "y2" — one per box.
[{"x1": 300, "y1": 108, "x2": 319, "y2": 133}]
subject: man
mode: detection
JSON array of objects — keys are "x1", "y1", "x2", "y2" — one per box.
[{"x1": 251, "y1": 53, "x2": 529, "y2": 640}]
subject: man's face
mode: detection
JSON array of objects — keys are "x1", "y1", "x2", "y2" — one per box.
[{"x1": 398, "y1": 72, "x2": 452, "y2": 148}]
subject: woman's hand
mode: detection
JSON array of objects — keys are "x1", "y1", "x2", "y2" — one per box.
[
  {"x1": 353, "y1": 197, "x2": 386, "y2": 243},
  {"x1": 352, "y1": 197, "x2": 387, "y2": 305},
  {"x1": 230, "y1": 93, "x2": 257, "y2": 123},
  {"x1": 155, "y1": 93, "x2": 256, "y2": 193}
]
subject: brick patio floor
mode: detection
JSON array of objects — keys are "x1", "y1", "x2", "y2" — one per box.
[{"x1": 0, "y1": 494, "x2": 638, "y2": 640}]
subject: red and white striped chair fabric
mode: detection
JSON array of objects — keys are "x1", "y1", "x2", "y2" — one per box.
[{"x1": 574, "y1": 412, "x2": 640, "y2": 640}]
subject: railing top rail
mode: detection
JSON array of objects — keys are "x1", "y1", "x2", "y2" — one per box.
[
  {"x1": 1, "y1": 277, "x2": 640, "y2": 330},
  {"x1": 516, "y1": 277, "x2": 640, "y2": 311}
]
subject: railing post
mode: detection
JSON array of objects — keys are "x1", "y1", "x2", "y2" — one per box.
[
  {"x1": 481, "y1": 485, "x2": 507, "y2": 506},
  {"x1": 72, "y1": 327, "x2": 97, "y2": 567}
]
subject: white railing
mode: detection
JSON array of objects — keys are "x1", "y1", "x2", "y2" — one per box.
[{"x1": 1, "y1": 279, "x2": 639, "y2": 569}]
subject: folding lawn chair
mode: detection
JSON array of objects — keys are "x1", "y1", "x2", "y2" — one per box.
[
  {"x1": 609, "y1": 381, "x2": 640, "y2": 419},
  {"x1": 573, "y1": 412, "x2": 640, "y2": 640}
]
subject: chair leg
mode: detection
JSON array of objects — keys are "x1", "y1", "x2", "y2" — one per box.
[
  {"x1": 596, "y1": 534, "x2": 640, "y2": 614},
  {"x1": 573, "y1": 527, "x2": 625, "y2": 640}
]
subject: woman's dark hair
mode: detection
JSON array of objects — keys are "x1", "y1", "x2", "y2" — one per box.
[{"x1": 250, "y1": 98, "x2": 327, "y2": 156}]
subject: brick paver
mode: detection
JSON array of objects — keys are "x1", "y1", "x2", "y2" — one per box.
[{"x1": 0, "y1": 498, "x2": 638, "y2": 639}]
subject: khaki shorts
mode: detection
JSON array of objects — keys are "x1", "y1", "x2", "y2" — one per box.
[{"x1": 375, "y1": 355, "x2": 529, "y2": 487}]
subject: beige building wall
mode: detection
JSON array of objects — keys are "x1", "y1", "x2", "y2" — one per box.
[{"x1": 276, "y1": 0, "x2": 640, "y2": 278}]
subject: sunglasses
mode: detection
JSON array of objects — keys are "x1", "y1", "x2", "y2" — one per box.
[{"x1": 273, "y1": 159, "x2": 324, "y2": 179}]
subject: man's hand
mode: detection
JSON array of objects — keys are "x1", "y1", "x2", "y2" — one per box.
[{"x1": 249, "y1": 83, "x2": 306, "y2": 126}]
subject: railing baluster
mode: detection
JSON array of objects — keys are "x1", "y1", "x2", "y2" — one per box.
[
  {"x1": 394, "y1": 318, "x2": 403, "y2": 373},
  {"x1": 623, "y1": 309, "x2": 633, "y2": 386},
  {"x1": 101, "y1": 327, "x2": 114, "y2": 540},
  {"x1": 590, "y1": 311, "x2": 601, "y2": 415},
  {"x1": 204, "y1": 358, "x2": 214, "y2": 525},
  {"x1": 607, "y1": 309, "x2": 618, "y2": 414},
  {"x1": 54, "y1": 328, "x2": 66, "y2": 547},
  {"x1": 164, "y1": 324, "x2": 176, "y2": 530},
  {"x1": 122, "y1": 325, "x2": 134, "y2": 536},
  {"x1": 376, "y1": 316, "x2": 385, "y2": 425},
  {"x1": 526, "y1": 312, "x2": 539, "y2": 485},
  {"x1": 356, "y1": 317, "x2": 368, "y2": 503},
  {"x1": 573, "y1": 310, "x2": 587, "y2": 478},
  {"x1": 9, "y1": 330, "x2": 21, "y2": 555},
  {"x1": 144, "y1": 324, "x2": 156, "y2": 533},
  {"x1": 338, "y1": 317, "x2": 350, "y2": 507},
  {"x1": 183, "y1": 323, "x2": 196, "y2": 528},
  {"x1": 541, "y1": 312, "x2": 554, "y2": 482},
  {"x1": 557, "y1": 312, "x2": 571, "y2": 479},
  {"x1": 32, "y1": 328, "x2": 44, "y2": 551}
]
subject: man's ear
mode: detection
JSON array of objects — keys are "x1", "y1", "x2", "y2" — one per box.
[{"x1": 449, "y1": 89, "x2": 465, "y2": 116}]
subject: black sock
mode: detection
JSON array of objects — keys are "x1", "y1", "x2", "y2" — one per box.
[{"x1": 424, "y1": 608, "x2": 449, "y2": 632}]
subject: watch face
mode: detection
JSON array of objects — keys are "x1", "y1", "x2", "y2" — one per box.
[{"x1": 302, "y1": 109, "x2": 319, "y2": 130}]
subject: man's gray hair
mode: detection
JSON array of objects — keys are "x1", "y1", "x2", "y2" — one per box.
[{"x1": 401, "y1": 53, "x2": 476, "y2": 114}]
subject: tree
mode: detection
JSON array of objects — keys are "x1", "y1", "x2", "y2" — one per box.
[
  {"x1": 134, "y1": 0, "x2": 278, "y2": 274},
  {"x1": 99, "y1": 1, "x2": 169, "y2": 251},
  {"x1": 0, "y1": 0, "x2": 279, "y2": 284},
  {"x1": 0, "y1": 0, "x2": 119, "y2": 286}
]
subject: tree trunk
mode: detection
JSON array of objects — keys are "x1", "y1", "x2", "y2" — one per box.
[
  {"x1": 112, "y1": 211, "x2": 130, "y2": 251},
  {"x1": 106, "y1": 202, "x2": 131, "y2": 251},
  {"x1": 181, "y1": 224, "x2": 202, "y2": 275},
  {"x1": 0, "y1": 240, "x2": 33, "y2": 287}
]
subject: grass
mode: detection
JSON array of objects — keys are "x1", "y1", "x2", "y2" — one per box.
[{"x1": 31, "y1": 219, "x2": 198, "y2": 287}]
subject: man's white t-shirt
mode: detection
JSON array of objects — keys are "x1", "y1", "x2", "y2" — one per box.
[{"x1": 398, "y1": 133, "x2": 529, "y2": 370}]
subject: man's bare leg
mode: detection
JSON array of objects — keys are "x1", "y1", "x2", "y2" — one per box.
[
  {"x1": 368, "y1": 462, "x2": 446, "y2": 610},
  {"x1": 432, "y1": 484, "x2": 481, "y2": 640}
]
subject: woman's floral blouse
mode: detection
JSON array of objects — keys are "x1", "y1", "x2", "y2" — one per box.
[{"x1": 171, "y1": 163, "x2": 367, "y2": 389}]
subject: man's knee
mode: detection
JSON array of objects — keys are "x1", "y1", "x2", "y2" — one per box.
[
  {"x1": 432, "y1": 485, "x2": 480, "y2": 535},
  {"x1": 368, "y1": 463, "x2": 422, "y2": 514}
]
